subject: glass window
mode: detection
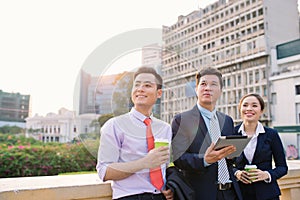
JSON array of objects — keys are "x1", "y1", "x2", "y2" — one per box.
[{"x1": 295, "y1": 85, "x2": 300, "y2": 95}]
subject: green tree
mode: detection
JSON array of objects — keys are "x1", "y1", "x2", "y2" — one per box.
[
  {"x1": 112, "y1": 71, "x2": 133, "y2": 116},
  {"x1": 98, "y1": 113, "x2": 114, "y2": 127},
  {"x1": 0, "y1": 125, "x2": 24, "y2": 134}
]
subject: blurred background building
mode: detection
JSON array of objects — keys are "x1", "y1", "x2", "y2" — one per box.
[
  {"x1": 0, "y1": 90, "x2": 31, "y2": 128},
  {"x1": 161, "y1": 0, "x2": 300, "y2": 158},
  {"x1": 161, "y1": 0, "x2": 299, "y2": 125},
  {"x1": 25, "y1": 108, "x2": 99, "y2": 143}
]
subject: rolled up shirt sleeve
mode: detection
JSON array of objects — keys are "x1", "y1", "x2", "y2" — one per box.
[{"x1": 96, "y1": 118, "x2": 122, "y2": 181}]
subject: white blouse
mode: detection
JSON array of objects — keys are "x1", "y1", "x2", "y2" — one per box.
[{"x1": 238, "y1": 122, "x2": 265, "y2": 164}]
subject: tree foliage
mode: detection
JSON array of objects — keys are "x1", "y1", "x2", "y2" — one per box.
[
  {"x1": 98, "y1": 113, "x2": 114, "y2": 127},
  {"x1": 0, "y1": 125, "x2": 24, "y2": 134},
  {"x1": 112, "y1": 71, "x2": 134, "y2": 116}
]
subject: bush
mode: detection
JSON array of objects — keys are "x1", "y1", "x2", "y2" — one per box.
[{"x1": 0, "y1": 134, "x2": 97, "y2": 178}]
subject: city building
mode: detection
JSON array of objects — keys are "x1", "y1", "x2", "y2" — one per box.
[
  {"x1": 79, "y1": 70, "x2": 118, "y2": 115},
  {"x1": 142, "y1": 43, "x2": 163, "y2": 118},
  {"x1": 142, "y1": 43, "x2": 162, "y2": 68},
  {"x1": 78, "y1": 69, "x2": 134, "y2": 116},
  {"x1": 161, "y1": 0, "x2": 299, "y2": 125},
  {"x1": 0, "y1": 90, "x2": 31, "y2": 128},
  {"x1": 270, "y1": 39, "x2": 300, "y2": 158},
  {"x1": 25, "y1": 108, "x2": 99, "y2": 143},
  {"x1": 78, "y1": 70, "x2": 97, "y2": 114}
]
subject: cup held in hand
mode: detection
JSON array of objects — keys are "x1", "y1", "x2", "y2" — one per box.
[
  {"x1": 154, "y1": 139, "x2": 169, "y2": 148},
  {"x1": 244, "y1": 164, "x2": 257, "y2": 181}
]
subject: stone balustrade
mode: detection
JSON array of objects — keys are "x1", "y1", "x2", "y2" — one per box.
[{"x1": 1, "y1": 161, "x2": 300, "y2": 200}]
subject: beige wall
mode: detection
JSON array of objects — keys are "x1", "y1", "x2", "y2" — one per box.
[{"x1": 1, "y1": 163, "x2": 300, "y2": 200}]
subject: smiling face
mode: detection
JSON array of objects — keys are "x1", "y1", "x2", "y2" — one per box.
[
  {"x1": 195, "y1": 74, "x2": 222, "y2": 111},
  {"x1": 131, "y1": 73, "x2": 162, "y2": 116},
  {"x1": 240, "y1": 95, "x2": 263, "y2": 123}
]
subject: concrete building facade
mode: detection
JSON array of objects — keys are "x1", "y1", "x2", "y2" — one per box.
[
  {"x1": 269, "y1": 39, "x2": 300, "y2": 158},
  {"x1": 142, "y1": 43, "x2": 163, "y2": 118},
  {"x1": 161, "y1": 0, "x2": 299, "y2": 125}
]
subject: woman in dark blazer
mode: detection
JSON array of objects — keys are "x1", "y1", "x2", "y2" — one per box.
[{"x1": 234, "y1": 93, "x2": 288, "y2": 200}]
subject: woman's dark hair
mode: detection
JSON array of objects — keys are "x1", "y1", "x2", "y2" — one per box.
[{"x1": 238, "y1": 93, "x2": 265, "y2": 111}]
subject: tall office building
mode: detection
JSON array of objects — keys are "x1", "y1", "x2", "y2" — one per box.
[
  {"x1": 142, "y1": 43, "x2": 162, "y2": 68},
  {"x1": 142, "y1": 43, "x2": 163, "y2": 118},
  {"x1": 0, "y1": 90, "x2": 31, "y2": 127},
  {"x1": 161, "y1": 0, "x2": 299, "y2": 124},
  {"x1": 79, "y1": 70, "x2": 134, "y2": 116},
  {"x1": 79, "y1": 70, "x2": 119, "y2": 115}
]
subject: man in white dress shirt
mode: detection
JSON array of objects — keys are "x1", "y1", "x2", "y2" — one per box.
[{"x1": 96, "y1": 66, "x2": 173, "y2": 200}]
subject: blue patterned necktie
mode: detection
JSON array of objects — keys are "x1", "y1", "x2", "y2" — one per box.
[{"x1": 209, "y1": 114, "x2": 230, "y2": 184}]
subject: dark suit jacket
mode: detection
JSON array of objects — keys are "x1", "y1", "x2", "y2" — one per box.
[
  {"x1": 171, "y1": 105, "x2": 243, "y2": 200},
  {"x1": 234, "y1": 124, "x2": 288, "y2": 200},
  {"x1": 166, "y1": 166, "x2": 195, "y2": 200}
]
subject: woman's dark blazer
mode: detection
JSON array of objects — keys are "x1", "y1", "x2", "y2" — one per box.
[{"x1": 234, "y1": 124, "x2": 288, "y2": 200}]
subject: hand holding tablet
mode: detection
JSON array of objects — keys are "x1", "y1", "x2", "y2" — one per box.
[{"x1": 214, "y1": 135, "x2": 252, "y2": 158}]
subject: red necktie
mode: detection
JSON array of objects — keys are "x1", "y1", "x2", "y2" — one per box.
[{"x1": 144, "y1": 118, "x2": 164, "y2": 190}]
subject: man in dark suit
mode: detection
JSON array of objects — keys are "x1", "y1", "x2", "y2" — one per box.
[{"x1": 171, "y1": 67, "x2": 243, "y2": 200}]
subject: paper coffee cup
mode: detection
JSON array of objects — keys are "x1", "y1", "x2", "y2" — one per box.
[
  {"x1": 154, "y1": 139, "x2": 169, "y2": 148},
  {"x1": 244, "y1": 165, "x2": 257, "y2": 172},
  {"x1": 245, "y1": 165, "x2": 257, "y2": 181}
]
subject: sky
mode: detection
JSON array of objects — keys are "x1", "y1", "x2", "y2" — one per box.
[{"x1": 0, "y1": 0, "x2": 299, "y2": 116}]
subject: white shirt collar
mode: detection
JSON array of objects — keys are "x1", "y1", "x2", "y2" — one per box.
[{"x1": 238, "y1": 121, "x2": 265, "y2": 137}]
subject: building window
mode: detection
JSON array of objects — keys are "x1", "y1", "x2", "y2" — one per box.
[
  {"x1": 295, "y1": 85, "x2": 300, "y2": 95},
  {"x1": 237, "y1": 74, "x2": 241, "y2": 85},
  {"x1": 249, "y1": 72, "x2": 253, "y2": 84},
  {"x1": 271, "y1": 93, "x2": 277, "y2": 104},
  {"x1": 258, "y1": 8, "x2": 263, "y2": 16},
  {"x1": 227, "y1": 78, "x2": 231, "y2": 87},
  {"x1": 256, "y1": 86, "x2": 260, "y2": 93},
  {"x1": 74, "y1": 126, "x2": 77, "y2": 132},
  {"x1": 255, "y1": 70, "x2": 259, "y2": 83},
  {"x1": 263, "y1": 86, "x2": 267, "y2": 96}
]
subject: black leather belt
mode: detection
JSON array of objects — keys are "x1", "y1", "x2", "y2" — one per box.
[
  {"x1": 117, "y1": 193, "x2": 165, "y2": 200},
  {"x1": 217, "y1": 182, "x2": 232, "y2": 190}
]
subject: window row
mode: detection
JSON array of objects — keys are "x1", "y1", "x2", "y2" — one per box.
[
  {"x1": 41, "y1": 126, "x2": 61, "y2": 134},
  {"x1": 165, "y1": 7, "x2": 263, "y2": 46},
  {"x1": 223, "y1": 68, "x2": 266, "y2": 88},
  {"x1": 165, "y1": 0, "x2": 259, "y2": 34}
]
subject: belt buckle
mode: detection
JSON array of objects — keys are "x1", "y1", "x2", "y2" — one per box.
[{"x1": 218, "y1": 183, "x2": 231, "y2": 190}]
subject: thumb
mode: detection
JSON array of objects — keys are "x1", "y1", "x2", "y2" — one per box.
[{"x1": 207, "y1": 142, "x2": 215, "y2": 152}]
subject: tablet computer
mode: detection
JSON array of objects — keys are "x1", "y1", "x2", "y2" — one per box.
[{"x1": 214, "y1": 135, "x2": 252, "y2": 158}]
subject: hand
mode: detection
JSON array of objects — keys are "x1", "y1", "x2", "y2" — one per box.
[
  {"x1": 235, "y1": 170, "x2": 252, "y2": 184},
  {"x1": 142, "y1": 146, "x2": 170, "y2": 169},
  {"x1": 250, "y1": 169, "x2": 270, "y2": 183},
  {"x1": 162, "y1": 189, "x2": 173, "y2": 200},
  {"x1": 204, "y1": 143, "x2": 236, "y2": 164},
  {"x1": 235, "y1": 169, "x2": 269, "y2": 184}
]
